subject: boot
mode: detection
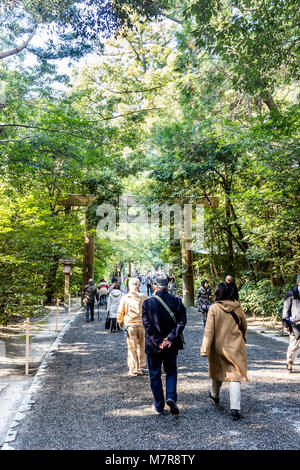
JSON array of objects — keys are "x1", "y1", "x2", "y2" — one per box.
[
  {"x1": 209, "y1": 390, "x2": 219, "y2": 405},
  {"x1": 231, "y1": 409, "x2": 243, "y2": 421}
]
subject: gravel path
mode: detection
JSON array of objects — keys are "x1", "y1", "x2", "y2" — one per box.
[{"x1": 6, "y1": 308, "x2": 300, "y2": 450}]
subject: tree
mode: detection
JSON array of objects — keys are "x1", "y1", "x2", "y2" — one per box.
[
  {"x1": 0, "y1": 0, "x2": 169, "y2": 61},
  {"x1": 183, "y1": 0, "x2": 299, "y2": 112},
  {"x1": 1, "y1": 5, "x2": 298, "y2": 322}
]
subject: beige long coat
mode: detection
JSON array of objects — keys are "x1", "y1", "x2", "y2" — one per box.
[{"x1": 201, "y1": 300, "x2": 248, "y2": 382}]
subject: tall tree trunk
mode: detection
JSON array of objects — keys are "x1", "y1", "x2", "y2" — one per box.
[
  {"x1": 81, "y1": 215, "x2": 95, "y2": 304},
  {"x1": 43, "y1": 255, "x2": 60, "y2": 304},
  {"x1": 229, "y1": 202, "x2": 248, "y2": 252},
  {"x1": 181, "y1": 204, "x2": 194, "y2": 306},
  {"x1": 182, "y1": 234, "x2": 194, "y2": 307},
  {"x1": 261, "y1": 91, "x2": 280, "y2": 113},
  {"x1": 225, "y1": 192, "x2": 235, "y2": 276},
  {"x1": 210, "y1": 227, "x2": 218, "y2": 280}
]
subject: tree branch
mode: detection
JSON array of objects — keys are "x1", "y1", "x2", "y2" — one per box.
[
  {"x1": 95, "y1": 107, "x2": 168, "y2": 121},
  {"x1": 0, "y1": 123, "x2": 92, "y2": 140},
  {"x1": 90, "y1": 76, "x2": 164, "y2": 94},
  {"x1": 160, "y1": 13, "x2": 184, "y2": 26},
  {"x1": 0, "y1": 28, "x2": 37, "y2": 60}
]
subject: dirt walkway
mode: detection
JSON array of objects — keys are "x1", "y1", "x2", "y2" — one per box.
[{"x1": 2, "y1": 307, "x2": 299, "y2": 450}]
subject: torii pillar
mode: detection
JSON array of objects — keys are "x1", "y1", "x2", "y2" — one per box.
[
  {"x1": 181, "y1": 197, "x2": 219, "y2": 306},
  {"x1": 59, "y1": 194, "x2": 97, "y2": 303}
]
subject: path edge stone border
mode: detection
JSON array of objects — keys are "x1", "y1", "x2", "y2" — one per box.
[{"x1": 1, "y1": 310, "x2": 82, "y2": 450}]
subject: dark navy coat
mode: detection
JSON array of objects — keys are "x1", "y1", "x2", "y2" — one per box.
[{"x1": 142, "y1": 290, "x2": 187, "y2": 355}]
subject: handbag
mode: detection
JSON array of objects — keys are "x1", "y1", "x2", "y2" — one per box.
[
  {"x1": 229, "y1": 310, "x2": 246, "y2": 343},
  {"x1": 153, "y1": 295, "x2": 185, "y2": 348},
  {"x1": 104, "y1": 311, "x2": 111, "y2": 330},
  {"x1": 291, "y1": 323, "x2": 300, "y2": 340}
]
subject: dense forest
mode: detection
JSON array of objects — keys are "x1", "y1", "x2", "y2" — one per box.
[{"x1": 0, "y1": 0, "x2": 299, "y2": 323}]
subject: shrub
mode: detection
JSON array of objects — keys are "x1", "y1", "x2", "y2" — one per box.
[{"x1": 239, "y1": 279, "x2": 285, "y2": 319}]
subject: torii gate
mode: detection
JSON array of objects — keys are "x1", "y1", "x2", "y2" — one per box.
[
  {"x1": 59, "y1": 194, "x2": 219, "y2": 307},
  {"x1": 59, "y1": 194, "x2": 97, "y2": 301},
  {"x1": 115, "y1": 195, "x2": 219, "y2": 306}
]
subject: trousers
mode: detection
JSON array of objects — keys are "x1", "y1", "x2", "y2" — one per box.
[
  {"x1": 110, "y1": 318, "x2": 117, "y2": 332},
  {"x1": 147, "y1": 350, "x2": 178, "y2": 413},
  {"x1": 287, "y1": 334, "x2": 300, "y2": 365},
  {"x1": 85, "y1": 303, "x2": 94, "y2": 321},
  {"x1": 212, "y1": 380, "x2": 241, "y2": 410},
  {"x1": 126, "y1": 325, "x2": 146, "y2": 374},
  {"x1": 147, "y1": 285, "x2": 153, "y2": 296}
]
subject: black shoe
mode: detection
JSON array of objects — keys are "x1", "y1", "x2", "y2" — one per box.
[
  {"x1": 166, "y1": 399, "x2": 179, "y2": 415},
  {"x1": 90, "y1": 318, "x2": 94, "y2": 322},
  {"x1": 231, "y1": 409, "x2": 243, "y2": 421},
  {"x1": 209, "y1": 390, "x2": 219, "y2": 405}
]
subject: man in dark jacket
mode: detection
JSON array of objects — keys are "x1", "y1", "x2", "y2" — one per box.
[
  {"x1": 194, "y1": 280, "x2": 212, "y2": 327},
  {"x1": 282, "y1": 275, "x2": 300, "y2": 373},
  {"x1": 142, "y1": 277, "x2": 187, "y2": 415},
  {"x1": 225, "y1": 275, "x2": 239, "y2": 301},
  {"x1": 83, "y1": 279, "x2": 99, "y2": 322},
  {"x1": 146, "y1": 275, "x2": 153, "y2": 296}
]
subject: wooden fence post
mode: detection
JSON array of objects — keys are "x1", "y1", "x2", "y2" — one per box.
[
  {"x1": 56, "y1": 298, "x2": 59, "y2": 332},
  {"x1": 25, "y1": 317, "x2": 30, "y2": 375}
]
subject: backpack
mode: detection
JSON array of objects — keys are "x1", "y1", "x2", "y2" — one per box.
[{"x1": 84, "y1": 285, "x2": 95, "y2": 303}]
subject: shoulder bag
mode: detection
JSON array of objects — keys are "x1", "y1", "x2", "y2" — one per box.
[
  {"x1": 153, "y1": 295, "x2": 185, "y2": 348},
  {"x1": 229, "y1": 310, "x2": 246, "y2": 343}
]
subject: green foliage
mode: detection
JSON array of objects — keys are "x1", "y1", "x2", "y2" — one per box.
[
  {"x1": 0, "y1": 4, "x2": 298, "y2": 322},
  {"x1": 0, "y1": 0, "x2": 169, "y2": 62},
  {"x1": 183, "y1": 0, "x2": 299, "y2": 104},
  {"x1": 239, "y1": 280, "x2": 285, "y2": 319}
]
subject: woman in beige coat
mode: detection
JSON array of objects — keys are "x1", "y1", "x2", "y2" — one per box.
[{"x1": 201, "y1": 282, "x2": 248, "y2": 421}]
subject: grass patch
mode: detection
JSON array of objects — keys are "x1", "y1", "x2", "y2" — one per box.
[{"x1": 19, "y1": 334, "x2": 35, "y2": 341}]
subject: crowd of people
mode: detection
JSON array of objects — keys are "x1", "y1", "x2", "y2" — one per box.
[{"x1": 82, "y1": 272, "x2": 300, "y2": 421}]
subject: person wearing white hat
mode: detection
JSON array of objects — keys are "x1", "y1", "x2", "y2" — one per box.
[{"x1": 117, "y1": 278, "x2": 148, "y2": 376}]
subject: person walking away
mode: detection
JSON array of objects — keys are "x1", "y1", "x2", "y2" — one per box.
[
  {"x1": 142, "y1": 277, "x2": 187, "y2": 416},
  {"x1": 282, "y1": 275, "x2": 300, "y2": 373},
  {"x1": 146, "y1": 275, "x2": 153, "y2": 296},
  {"x1": 117, "y1": 278, "x2": 148, "y2": 376},
  {"x1": 111, "y1": 273, "x2": 118, "y2": 283},
  {"x1": 107, "y1": 283, "x2": 123, "y2": 333},
  {"x1": 108, "y1": 282, "x2": 116, "y2": 295},
  {"x1": 98, "y1": 278, "x2": 108, "y2": 306},
  {"x1": 168, "y1": 277, "x2": 177, "y2": 296},
  {"x1": 195, "y1": 280, "x2": 212, "y2": 327},
  {"x1": 124, "y1": 274, "x2": 131, "y2": 293},
  {"x1": 201, "y1": 281, "x2": 248, "y2": 421},
  {"x1": 83, "y1": 279, "x2": 99, "y2": 322},
  {"x1": 225, "y1": 275, "x2": 239, "y2": 301}
]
